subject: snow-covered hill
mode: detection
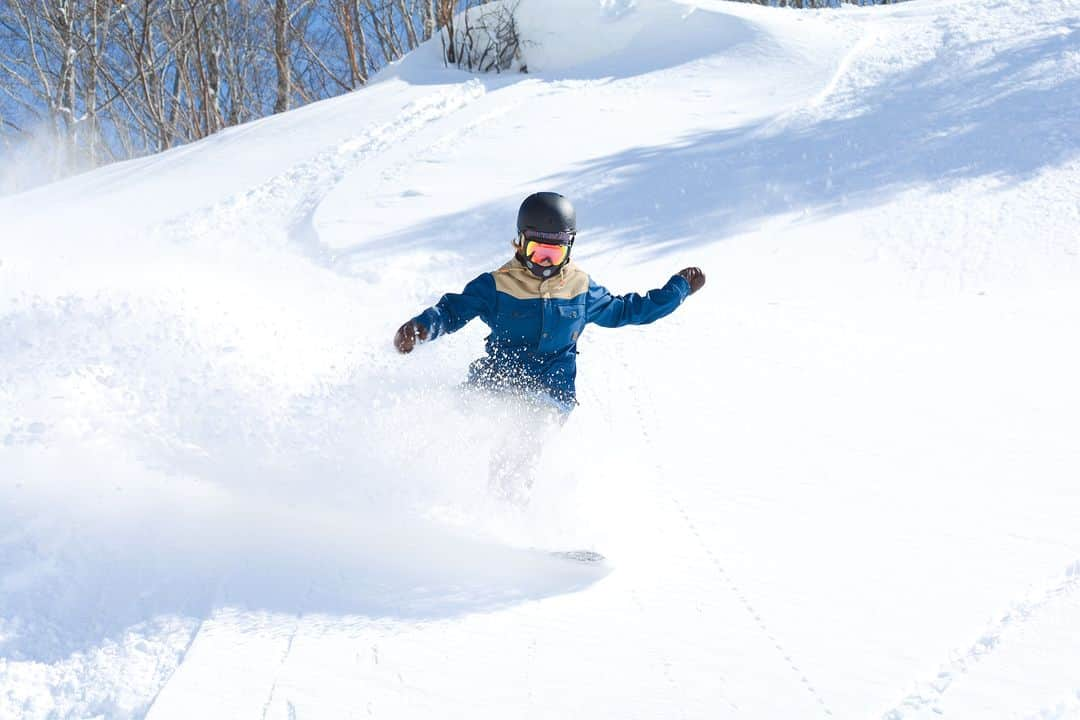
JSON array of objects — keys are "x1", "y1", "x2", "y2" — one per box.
[{"x1": 2, "y1": 0, "x2": 1078, "y2": 718}]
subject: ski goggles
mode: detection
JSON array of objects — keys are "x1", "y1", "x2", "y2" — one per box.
[{"x1": 521, "y1": 230, "x2": 574, "y2": 265}]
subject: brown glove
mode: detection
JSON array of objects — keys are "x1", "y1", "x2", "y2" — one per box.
[
  {"x1": 677, "y1": 267, "x2": 706, "y2": 294},
  {"x1": 394, "y1": 319, "x2": 429, "y2": 354}
]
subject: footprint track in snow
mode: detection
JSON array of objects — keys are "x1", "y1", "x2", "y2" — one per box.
[
  {"x1": 628, "y1": 375, "x2": 835, "y2": 719},
  {"x1": 152, "y1": 81, "x2": 488, "y2": 267}
]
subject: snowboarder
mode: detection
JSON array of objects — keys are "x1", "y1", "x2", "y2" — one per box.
[{"x1": 393, "y1": 191, "x2": 705, "y2": 501}]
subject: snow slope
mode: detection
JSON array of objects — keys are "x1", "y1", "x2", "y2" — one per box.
[{"x1": 1, "y1": 0, "x2": 1078, "y2": 717}]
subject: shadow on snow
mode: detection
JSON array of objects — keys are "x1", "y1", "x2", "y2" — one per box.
[
  {"x1": 0, "y1": 303, "x2": 607, "y2": 665},
  {"x1": 341, "y1": 24, "x2": 1078, "y2": 274}
]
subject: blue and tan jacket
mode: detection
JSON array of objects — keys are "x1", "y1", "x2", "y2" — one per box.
[{"x1": 413, "y1": 257, "x2": 691, "y2": 410}]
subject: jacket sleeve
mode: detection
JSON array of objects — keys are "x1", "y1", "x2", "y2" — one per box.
[
  {"x1": 412, "y1": 272, "x2": 496, "y2": 341},
  {"x1": 585, "y1": 274, "x2": 691, "y2": 328}
]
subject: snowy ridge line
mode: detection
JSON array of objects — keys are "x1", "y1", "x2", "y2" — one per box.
[
  {"x1": 152, "y1": 80, "x2": 487, "y2": 264},
  {"x1": 629, "y1": 381, "x2": 835, "y2": 719},
  {"x1": 741, "y1": 17, "x2": 870, "y2": 140},
  {"x1": 881, "y1": 559, "x2": 1080, "y2": 720},
  {"x1": 140, "y1": 616, "x2": 207, "y2": 719},
  {"x1": 806, "y1": 23, "x2": 881, "y2": 112}
]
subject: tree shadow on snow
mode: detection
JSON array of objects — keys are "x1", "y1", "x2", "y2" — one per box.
[
  {"x1": 337, "y1": 25, "x2": 1078, "y2": 272},
  {"x1": 548, "y1": 25, "x2": 1080, "y2": 258}
]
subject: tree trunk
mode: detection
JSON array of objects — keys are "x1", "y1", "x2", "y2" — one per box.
[
  {"x1": 205, "y1": 0, "x2": 225, "y2": 133},
  {"x1": 364, "y1": 0, "x2": 401, "y2": 62},
  {"x1": 337, "y1": 0, "x2": 360, "y2": 87},
  {"x1": 85, "y1": 0, "x2": 102, "y2": 167},
  {"x1": 436, "y1": 0, "x2": 456, "y2": 64},
  {"x1": 273, "y1": 0, "x2": 290, "y2": 113},
  {"x1": 353, "y1": 0, "x2": 369, "y2": 80},
  {"x1": 397, "y1": 0, "x2": 419, "y2": 50},
  {"x1": 421, "y1": 0, "x2": 435, "y2": 40},
  {"x1": 53, "y1": 0, "x2": 78, "y2": 175}
]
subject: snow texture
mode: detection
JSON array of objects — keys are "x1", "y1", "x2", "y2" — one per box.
[{"x1": 1, "y1": 0, "x2": 1078, "y2": 717}]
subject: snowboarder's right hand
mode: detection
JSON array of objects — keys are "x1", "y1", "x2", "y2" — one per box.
[
  {"x1": 677, "y1": 267, "x2": 706, "y2": 294},
  {"x1": 394, "y1": 319, "x2": 429, "y2": 354}
]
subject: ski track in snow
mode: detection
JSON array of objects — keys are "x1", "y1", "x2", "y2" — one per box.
[
  {"x1": 882, "y1": 560, "x2": 1080, "y2": 719},
  {"x1": 256, "y1": 581, "x2": 314, "y2": 720},
  {"x1": 259, "y1": 616, "x2": 300, "y2": 720},
  {"x1": 152, "y1": 80, "x2": 488, "y2": 266}
]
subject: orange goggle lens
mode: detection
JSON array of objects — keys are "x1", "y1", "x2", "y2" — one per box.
[{"x1": 525, "y1": 240, "x2": 569, "y2": 266}]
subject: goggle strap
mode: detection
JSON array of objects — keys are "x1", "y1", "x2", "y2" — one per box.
[{"x1": 521, "y1": 229, "x2": 575, "y2": 244}]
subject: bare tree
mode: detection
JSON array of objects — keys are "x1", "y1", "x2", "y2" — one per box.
[
  {"x1": 0, "y1": 0, "x2": 538, "y2": 191},
  {"x1": 435, "y1": 0, "x2": 454, "y2": 64},
  {"x1": 419, "y1": 0, "x2": 434, "y2": 41},
  {"x1": 273, "y1": 0, "x2": 290, "y2": 113},
  {"x1": 363, "y1": 0, "x2": 403, "y2": 63},
  {"x1": 441, "y1": 1, "x2": 521, "y2": 73},
  {"x1": 352, "y1": 0, "x2": 370, "y2": 81},
  {"x1": 332, "y1": 0, "x2": 366, "y2": 87},
  {"x1": 396, "y1": 0, "x2": 417, "y2": 50}
]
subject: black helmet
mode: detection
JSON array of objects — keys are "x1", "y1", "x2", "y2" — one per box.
[
  {"x1": 517, "y1": 192, "x2": 576, "y2": 234},
  {"x1": 516, "y1": 192, "x2": 576, "y2": 279}
]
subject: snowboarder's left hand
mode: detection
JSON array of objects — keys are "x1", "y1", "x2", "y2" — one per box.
[
  {"x1": 677, "y1": 267, "x2": 706, "y2": 294},
  {"x1": 394, "y1": 320, "x2": 429, "y2": 354}
]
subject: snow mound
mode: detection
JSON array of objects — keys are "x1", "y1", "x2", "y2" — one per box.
[{"x1": 515, "y1": 0, "x2": 755, "y2": 75}]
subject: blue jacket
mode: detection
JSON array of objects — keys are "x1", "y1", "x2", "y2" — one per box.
[{"x1": 413, "y1": 258, "x2": 691, "y2": 411}]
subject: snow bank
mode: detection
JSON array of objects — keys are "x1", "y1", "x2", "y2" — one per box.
[{"x1": 515, "y1": 0, "x2": 754, "y2": 75}]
